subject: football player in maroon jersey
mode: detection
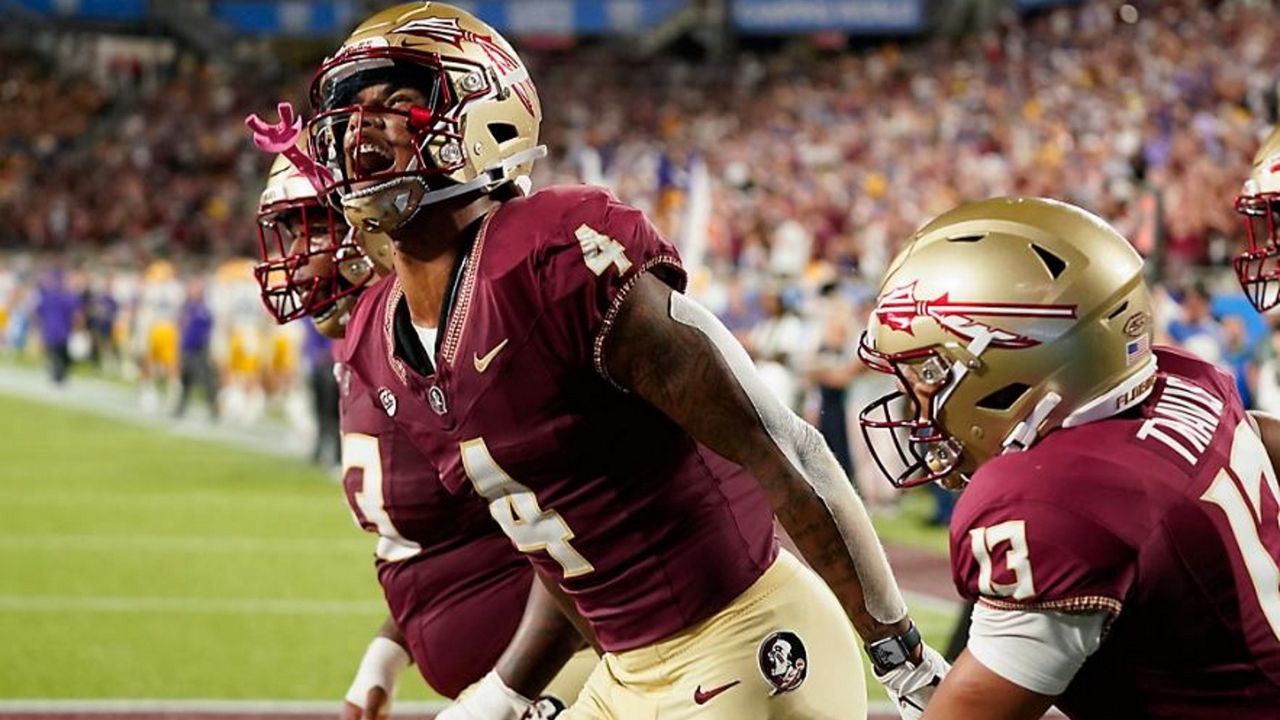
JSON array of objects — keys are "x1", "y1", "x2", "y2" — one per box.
[
  {"x1": 859, "y1": 197, "x2": 1280, "y2": 719},
  {"x1": 1233, "y1": 125, "x2": 1280, "y2": 313},
  {"x1": 252, "y1": 149, "x2": 596, "y2": 720},
  {"x1": 303, "y1": 4, "x2": 945, "y2": 719},
  {"x1": 1233, "y1": 123, "x2": 1280, "y2": 472}
]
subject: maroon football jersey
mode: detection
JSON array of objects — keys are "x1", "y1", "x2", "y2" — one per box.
[
  {"x1": 951, "y1": 347, "x2": 1280, "y2": 718},
  {"x1": 338, "y1": 186, "x2": 779, "y2": 653},
  {"x1": 336, "y1": 347, "x2": 532, "y2": 698}
]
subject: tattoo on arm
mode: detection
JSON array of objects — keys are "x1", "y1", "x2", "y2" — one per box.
[{"x1": 605, "y1": 274, "x2": 908, "y2": 641}]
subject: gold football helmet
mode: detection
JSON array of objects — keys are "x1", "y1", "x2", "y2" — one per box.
[
  {"x1": 254, "y1": 144, "x2": 388, "y2": 338},
  {"x1": 858, "y1": 198, "x2": 1157, "y2": 489},
  {"x1": 308, "y1": 1, "x2": 545, "y2": 233},
  {"x1": 1234, "y1": 126, "x2": 1280, "y2": 311}
]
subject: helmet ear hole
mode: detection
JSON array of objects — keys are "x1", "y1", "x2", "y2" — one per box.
[
  {"x1": 1105, "y1": 301, "x2": 1130, "y2": 320},
  {"x1": 1031, "y1": 243, "x2": 1067, "y2": 279},
  {"x1": 976, "y1": 383, "x2": 1031, "y2": 411},
  {"x1": 488, "y1": 122, "x2": 519, "y2": 145}
]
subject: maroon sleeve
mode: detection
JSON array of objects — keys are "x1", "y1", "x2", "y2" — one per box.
[
  {"x1": 950, "y1": 461, "x2": 1137, "y2": 616},
  {"x1": 535, "y1": 188, "x2": 686, "y2": 382}
]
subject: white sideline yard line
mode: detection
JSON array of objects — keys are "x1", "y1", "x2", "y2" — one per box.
[
  {"x1": 0, "y1": 699, "x2": 450, "y2": 714},
  {"x1": 0, "y1": 491, "x2": 337, "y2": 507},
  {"x1": 0, "y1": 700, "x2": 1066, "y2": 718},
  {"x1": 0, "y1": 595, "x2": 384, "y2": 616},
  {"x1": 904, "y1": 588, "x2": 962, "y2": 615},
  {"x1": 0, "y1": 363, "x2": 309, "y2": 460},
  {"x1": 0, "y1": 700, "x2": 895, "y2": 715},
  {"x1": 0, "y1": 533, "x2": 369, "y2": 555},
  {"x1": 0, "y1": 589, "x2": 959, "y2": 636}
]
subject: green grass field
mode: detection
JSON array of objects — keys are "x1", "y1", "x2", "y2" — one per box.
[
  {"x1": 871, "y1": 490, "x2": 950, "y2": 556},
  {"x1": 0, "y1": 390, "x2": 955, "y2": 704},
  {"x1": 0, "y1": 392, "x2": 430, "y2": 701}
]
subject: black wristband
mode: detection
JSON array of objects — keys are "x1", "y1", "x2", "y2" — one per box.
[{"x1": 866, "y1": 622, "x2": 922, "y2": 674}]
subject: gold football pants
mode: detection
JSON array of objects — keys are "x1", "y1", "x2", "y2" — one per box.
[{"x1": 563, "y1": 550, "x2": 867, "y2": 719}]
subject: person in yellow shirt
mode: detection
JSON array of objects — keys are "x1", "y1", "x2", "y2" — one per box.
[{"x1": 135, "y1": 260, "x2": 183, "y2": 412}]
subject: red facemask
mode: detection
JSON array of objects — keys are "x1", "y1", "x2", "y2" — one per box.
[
  {"x1": 1234, "y1": 191, "x2": 1280, "y2": 312},
  {"x1": 253, "y1": 197, "x2": 368, "y2": 324}
]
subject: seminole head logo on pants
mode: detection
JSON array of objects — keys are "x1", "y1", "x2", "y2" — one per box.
[{"x1": 758, "y1": 631, "x2": 808, "y2": 695}]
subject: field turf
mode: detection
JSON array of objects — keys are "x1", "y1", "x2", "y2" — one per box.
[{"x1": 0, "y1": 390, "x2": 955, "y2": 705}]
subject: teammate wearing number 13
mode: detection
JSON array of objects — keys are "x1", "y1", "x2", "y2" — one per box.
[
  {"x1": 303, "y1": 3, "x2": 945, "y2": 719},
  {"x1": 858, "y1": 197, "x2": 1280, "y2": 719}
]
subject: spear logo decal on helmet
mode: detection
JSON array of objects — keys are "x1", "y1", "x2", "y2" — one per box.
[
  {"x1": 393, "y1": 17, "x2": 535, "y2": 114},
  {"x1": 395, "y1": 17, "x2": 521, "y2": 75},
  {"x1": 875, "y1": 282, "x2": 1077, "y2": 349}
]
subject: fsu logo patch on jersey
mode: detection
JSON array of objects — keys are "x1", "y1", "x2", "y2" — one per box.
[
  {"x1": 758, "y1": 630, "x2": 808, "y2": 696},
  {"x1": 428, "y1": 385, "x2": 448, "y2": 415},
  {"x1": 377, "y1": 387, "x2": 397, "y2": 417}
]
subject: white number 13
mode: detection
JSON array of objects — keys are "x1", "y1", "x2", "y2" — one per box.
[
  {"x1": 970, "y1": 520, "x2": 1037, "y2": 601},
  {"x1": 342, "y1": 433, "x2": 422, "y2": 563}
]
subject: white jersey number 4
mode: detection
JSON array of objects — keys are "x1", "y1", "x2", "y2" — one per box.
[
  {"x1": 461, "y1": 438, "x2": 594, "y2": 578},
  {"x1": 575, "y1": 224, "x2": 631, "y2": 277}
]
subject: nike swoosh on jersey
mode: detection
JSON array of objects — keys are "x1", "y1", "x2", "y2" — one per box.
[
  {"x1": 693, "y1": 680, "x2": 741, "y2": 705},
  {"x1": 473, "y1": 338, "x2": 509, "y2": 373}
]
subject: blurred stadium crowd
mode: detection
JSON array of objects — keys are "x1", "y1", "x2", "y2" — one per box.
[{"x1": 2, "y1": 0, "x2": 1279, "y2": 511}]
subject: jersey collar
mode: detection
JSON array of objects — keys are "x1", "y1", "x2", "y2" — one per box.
[{"x1": 387, "y1": 212, "x2": 489, "y2": 379}]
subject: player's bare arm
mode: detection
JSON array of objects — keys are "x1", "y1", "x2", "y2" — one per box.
[
  {"x1": 920, "y1": 650, "x2": 1053, "y2": 720},
  {"x1": 435, "y1": 576, "x2": 589, "y2": 720},
  {"x1": 492, "y1": 575, "x2": 590, "y2": 699},
  {"x1": 1247, "y1": 410, "x2": 1280, "y2": 471},
  {"x1": 342, "y1": 615, "x2": 410, "y2": 720},
  {"x1": 605, "y1": 272, "x2": 909, "y2": 643}
]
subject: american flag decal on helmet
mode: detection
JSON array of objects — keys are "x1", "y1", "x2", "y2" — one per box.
[
  {"x1": 875, "y1": 282, "x2": 1077, "y2": 348},
  {"x1": 1126, "y1": 334, "x2": 1150, "y2": 365}
]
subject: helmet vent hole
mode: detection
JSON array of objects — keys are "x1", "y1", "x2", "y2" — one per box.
[
  {"x1": 1106, "y1": 301, "x2": 1130, "y2": 320},
  {"x1": 1031, "y1": 244, "x2": 1066, "y2": 279},
  {"x1": 489, "y1": 122, "x2": 519, "y2": 144},
  {"x1": 948, "y1": 234, "x2": 986, "y2": 243},
  {"x1": 976, "y1": 383, "x2": 1031, "y2": 411}
]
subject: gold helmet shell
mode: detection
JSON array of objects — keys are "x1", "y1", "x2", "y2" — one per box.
[
  {"x1": 309, "y1": 1, "x2": 544, "y2": 233},
  {"x1": 1234, "y1": 126, "x2": 1280, "y2": 311},
  {"x1": 259, "y1": 153, "x2": 319, "y2": 210},
  {"x1": 859, "y1": 197, "x2": 1157, "y2": 489},
  {"x1": 1242, "y1": 126, "x2": 1280, "y2": 197}
]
